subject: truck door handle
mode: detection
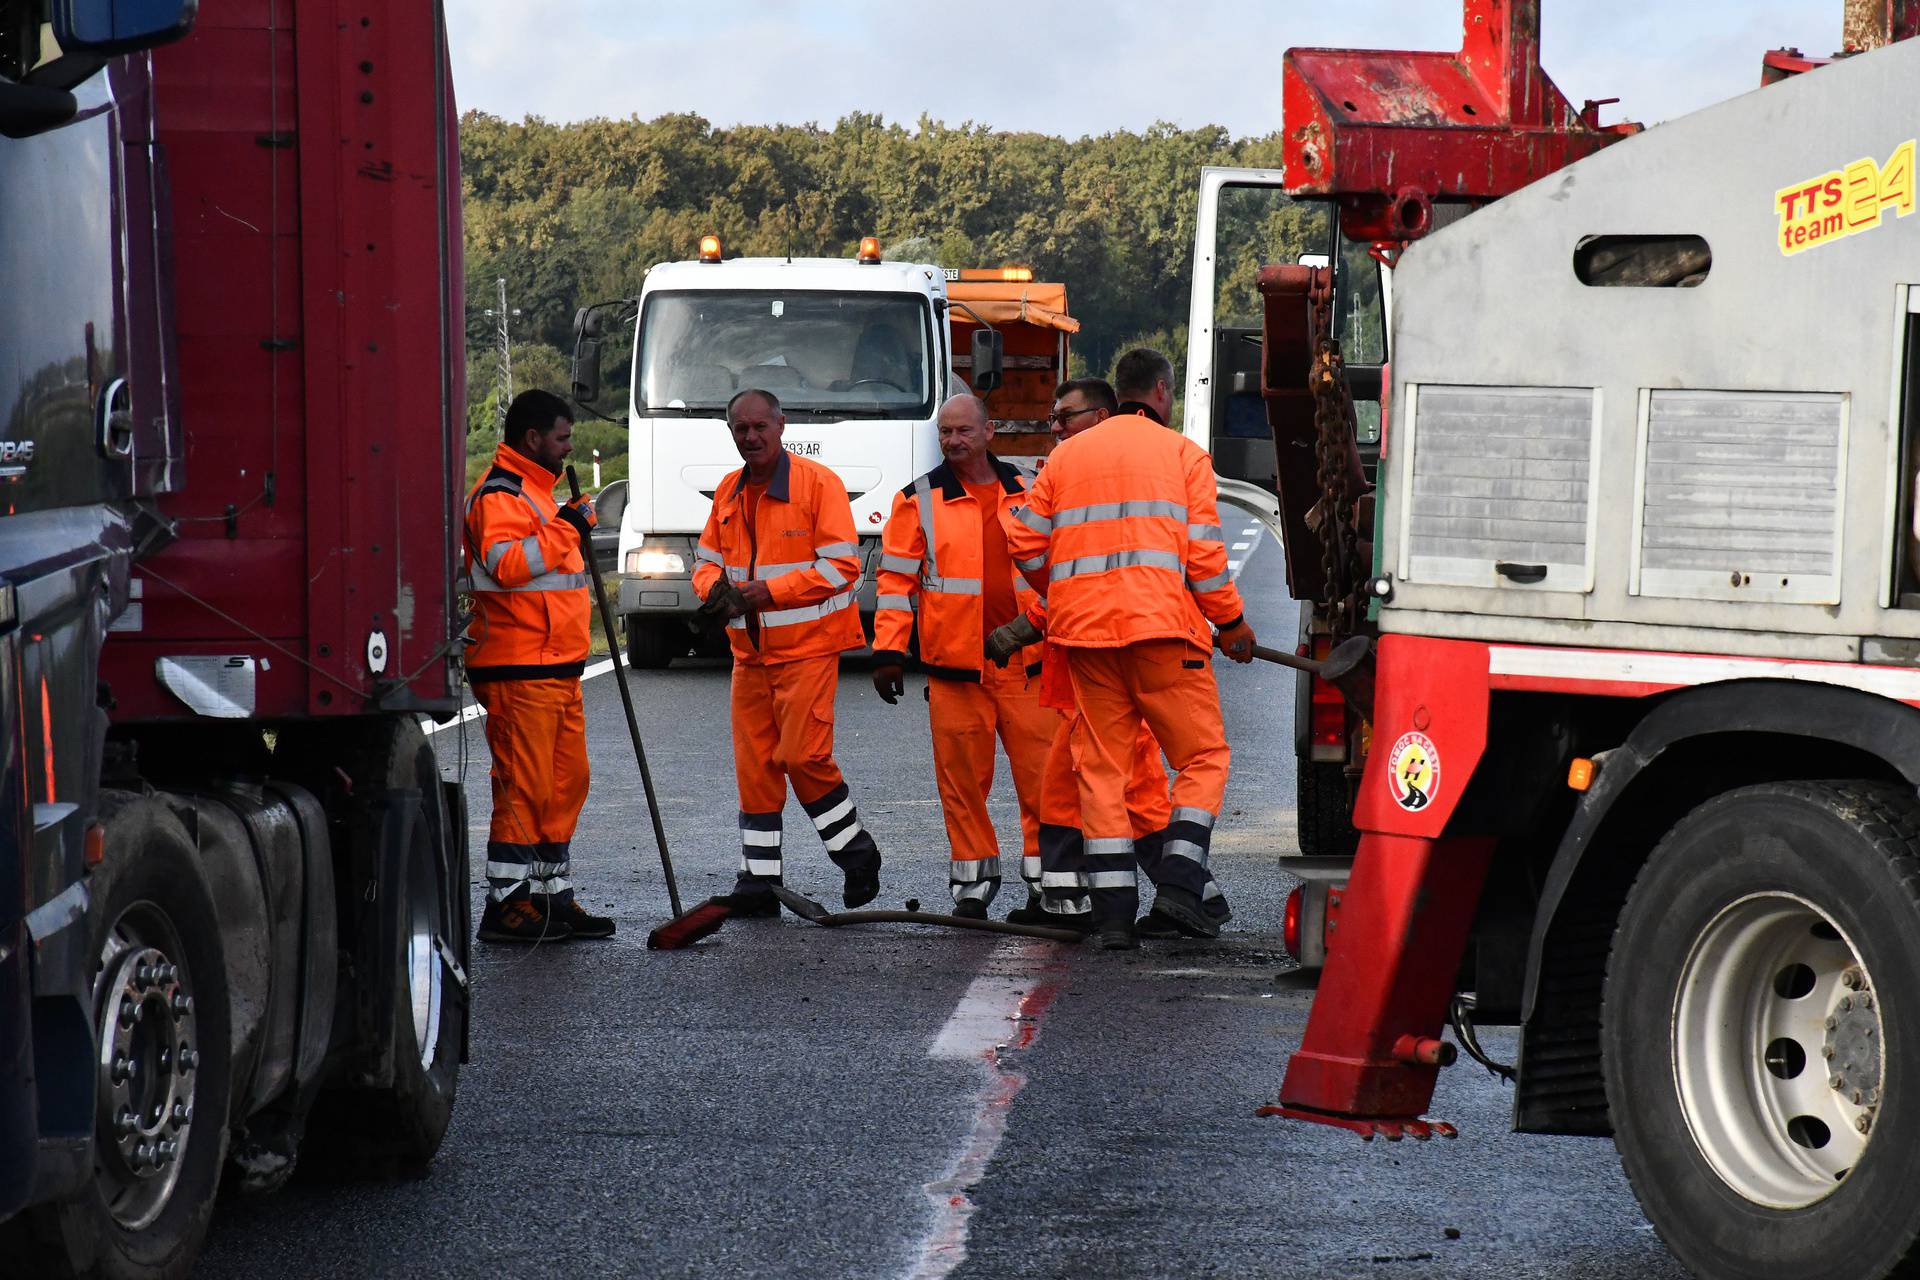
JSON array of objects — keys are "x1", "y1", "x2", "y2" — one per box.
[
  {"x1": 1495, "y1": 561, "x2": 1548, "y2": 584},
  {"x1": 97, "y1": 378, "x2": 133, "y2": 459}
]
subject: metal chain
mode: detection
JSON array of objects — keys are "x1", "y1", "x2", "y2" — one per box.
[{"x1": 1307, "y1": 281, "x2": 1365, "y2": 639}]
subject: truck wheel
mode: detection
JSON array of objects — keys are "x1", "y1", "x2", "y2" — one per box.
[
  {"x1": 303, "y1": 716, "x2": 466, "y2": 1175},
  {"x1": 625, "y1": 618, "x2": 680, "y2": 669},
  {"x1": 1296, "y1": 761, "x2": 1358, "y2": 859},
  {"x1": 0, "y1": 794, "x2": 233, "y2": 1280},
  {"x1": 1601, "y1": 781, "x2": 1920, "y2": 1280}
]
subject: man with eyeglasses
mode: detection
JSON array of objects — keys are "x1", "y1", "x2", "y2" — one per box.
[{"x1": 990, "y1": 379, "x2": 1243, "y2": 946}]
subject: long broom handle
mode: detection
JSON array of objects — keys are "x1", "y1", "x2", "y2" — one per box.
[{"x1": 567, "y1": 465, "x2": 683, "y2": 918}]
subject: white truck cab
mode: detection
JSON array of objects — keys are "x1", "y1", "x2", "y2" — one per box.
[{"x1": 584, "y1": 246, "x2": 957, "y2": 666}]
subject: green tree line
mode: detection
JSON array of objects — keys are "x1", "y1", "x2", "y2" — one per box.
[{"x1": 460, "y1": 110, "x2": 1336, "y2": 481}]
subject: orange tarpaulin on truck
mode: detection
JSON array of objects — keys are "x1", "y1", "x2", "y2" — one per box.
[{"x1": 947, "y1": 282, "x2": 1081, "y2": 334}]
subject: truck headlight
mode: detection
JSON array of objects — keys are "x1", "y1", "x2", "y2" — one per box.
[{"x1": 626, "y1": 547, "x2": 688, "y2": 576}]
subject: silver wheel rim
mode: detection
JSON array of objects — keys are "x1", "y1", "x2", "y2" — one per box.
[
  {"x1": 1673, "y1": 892, "x2": 1881, "y2": 1208},
  {"x1": 404, "y1": 824, "x2": 445, "y2": 1070},
  {"x1": 94, "y1": 906, "x2": 199, "y2": 1230}
]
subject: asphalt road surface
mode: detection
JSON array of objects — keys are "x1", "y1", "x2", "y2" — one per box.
[{"x1": 196, "y1": 515, "x2": 1687, "y2": 1280}]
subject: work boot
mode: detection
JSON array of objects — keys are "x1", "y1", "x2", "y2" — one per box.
[
  {"x1": 951, "y1": 898, "x2": 988, "y2": 921},
  {"x1": 1094, "y1": 917, "x2": 1139, "y2": 951},
  {"x1": 843, "y1": 867, "x2": 880, "y2": 909},
  {"x1": 1134, "y1": 908, "x2": 1184, "y2": 940},
  {"x1": 1005, "y1": 892, "x2": 1049, "y2": 925},
  {"x1": 1146, "y1": 885, "x2": 1221, "y2": 940},
  {"x1": 720, "y1": 891, "x2": 781, "y2": 918},
  {"x1": 543, "y1": 897, "x2": 616, "y2": 940},
  {"x1": 477, "y1": 897, "x2": 573, "y2": 945}
]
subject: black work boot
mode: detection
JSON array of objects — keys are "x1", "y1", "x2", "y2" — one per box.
[
  {"x1": 1005, "y1": 892, "x2": 1050, "y2": 925},
  {"x1": 1094, "y1": 917, "x2": 1139, "y2": 951},
  {"x1": 843, "y1": 866, "x2": 880, "y2": 909},
  {"x1": 1135, "y1": 908, "x2": 1184, "y2": 940},
  {"x1": 1146, "y1": 885, "x2": 1221, "y2": 940},
  {"x1": 951, "y1": 898, "x2": 988, "y2": 921},
  {"x1": 477, "y1": 897, "x2": 573, "y2": 944},
  {"x1": 542, "y1": 896, "x2": 616, "y2": 940},
  {"x1": 720, "y1": 890, "x2": 781, "y2": 918}
]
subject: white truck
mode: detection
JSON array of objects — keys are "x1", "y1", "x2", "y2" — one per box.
[{"x1": 571, "y1": 238, "x2": 997, "y2": 667}]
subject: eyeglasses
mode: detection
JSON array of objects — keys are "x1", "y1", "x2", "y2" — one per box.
[{"x1": 1046, "y1": 406, "x2": 1102, "y2": 427}]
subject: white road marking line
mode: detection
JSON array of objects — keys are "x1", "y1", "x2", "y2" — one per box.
[
  {"x1": 910, "y1": 940, "x2": 1065, "y2": 1280},
  {"x1": 1232, "y1": 542, "x2": 1252, "y2": 551},
  {"x1": 423, "y1": 657, "x2": 618, "y2": 735}
]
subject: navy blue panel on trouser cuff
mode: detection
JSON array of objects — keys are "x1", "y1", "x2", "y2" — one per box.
[
  {"x1": 532, "y1": 840, "x2": 575, "y2": 907},
  {"x1": 485, "y1": 840, "x2": 539, "y2": 903},
  {"x1": 1154, "y1": 809, "x2": 1222, "y2": 908},
  {"x1": 803, "y1": 783, "x2": 880, "y2": 875},
  {"x1": 735, "y1": 809, "x2": 784, "y2": 894},
  {"x1": 951, "y1": 854, "x2": 1002, "y2": 906},
  {"x1": 1085, "y1": 836, "x2": 1139, "y2": 924},
  {"x1": 1037, "y1": 822, "x2": 1089, "y2": 912}
]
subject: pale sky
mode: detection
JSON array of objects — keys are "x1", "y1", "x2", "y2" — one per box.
[{"x1": 445, "y1": 2, "x2": 1845, "y2": 137}]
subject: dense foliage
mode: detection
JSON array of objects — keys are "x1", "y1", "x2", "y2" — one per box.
[{"x1": 458, "y1": 110, "x2": 1333, "y2": 480}]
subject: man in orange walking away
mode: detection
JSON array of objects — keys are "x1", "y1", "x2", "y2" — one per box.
[
  {"x1": 694, "y1": 389, "x2": 883, "y2": 914},
  {"x1": 465, "y1": 388, "x2": 616, "y2": 943},
  {"x1": 872, "y1": 394, "x2": 1055, "y2": 918},
  {"x1": 1004, "y1": 383, "x2": 1256, "y2": 949}
]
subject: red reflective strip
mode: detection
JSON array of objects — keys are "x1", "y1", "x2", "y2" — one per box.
[{"x1": 39, "y1": 676, "x2": 54, "y2": 803}]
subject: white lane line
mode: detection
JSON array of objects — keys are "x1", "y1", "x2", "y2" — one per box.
[
  {"x1": 423, "y1": 657, "x2": 618, "y2": 735},
  {"x1": 910, "y1": 940, "x2": 1065, "y2": 1280},
  {"x1": 1232, "y1": 542, "x2": 1252, "y2": 551}
]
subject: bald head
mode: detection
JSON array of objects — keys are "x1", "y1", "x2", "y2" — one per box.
[{"x1": 937, "y1": 393, "x2": 995, "y2": 477}]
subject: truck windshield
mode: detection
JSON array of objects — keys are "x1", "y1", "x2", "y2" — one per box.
[{"x1": 637, "y1": 290, "x2": 933, "y2": 418}]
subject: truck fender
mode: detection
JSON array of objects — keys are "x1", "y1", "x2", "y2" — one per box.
[{"x1": 1522, "y1": 678, "x2": 1920, "y2": 1026}]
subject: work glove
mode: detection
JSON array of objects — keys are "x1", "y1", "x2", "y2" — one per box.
[
  {"x1": 557, "y1": 495, "x2": 597, "y2": 538},
  {"x1": 984, "y1": 614, "x2": 1042, "y2": 668},
  {"x1": 871, "y1": 654, "x2": 907, "y2": 705},
  {"x1": 699, "y1": 578, "x2": 750, "y2": 620},
  {"x1": 1216, "y1": 617, "x2": 1257, "y2": 664}
]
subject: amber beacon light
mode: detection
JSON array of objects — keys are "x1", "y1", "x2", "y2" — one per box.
[
  {"x1": 698, "y1": 234, "x2": 723, "y2": 263},
  {"x1": 857, "y1": 236, "x2": 883, "y2": 263}
]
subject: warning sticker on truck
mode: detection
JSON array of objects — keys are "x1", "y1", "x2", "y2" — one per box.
[
  {"x1": 1775, "y1": 140, "x2": 1913, "y2": 257},
  {"x1": 1387, "y1": 732, "x2": 1438, "y2": 812}
]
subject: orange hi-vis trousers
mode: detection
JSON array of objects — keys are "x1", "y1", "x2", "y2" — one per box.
[
  {"x1": 731, "y1": 653, "x2": 880, "y2": 895},
  {"x1": 475, "y1": 677, "x2": 589, "y2": 904},
  {"x1": 1065, "y1": 639, "x2": 1230, "y2": 925},
  {"x1": 928, "y1": 662, "x2": 1056, "y2": 908}
]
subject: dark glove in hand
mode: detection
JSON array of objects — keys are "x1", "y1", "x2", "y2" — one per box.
[
  {"x1": 984, "y1": 614, "x2": 1042, "y2": 667},
  {"x1": 872, "y1": 661, "x2": 905, "y2": 705},
  {"x1": 699, "y1": 579, "x2": 748, "y2": 619},
  {"x1": 557, "y1": 495, "x2": 596, "y2": 538}
]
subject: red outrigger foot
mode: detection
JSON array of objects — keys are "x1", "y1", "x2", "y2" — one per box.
[{"x1": 1256, "y1": 1104, "x2": 1458, "y2": 1143}]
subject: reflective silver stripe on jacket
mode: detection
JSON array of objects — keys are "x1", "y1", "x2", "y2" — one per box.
[
  {"x1": 1052, "y1": 499, "x2": 1187, "y2": 528},
  {"x1": 913, "y1": 476, "x2": 939, "y2": 583},
  {"x1": 482, "y1": 540, "x2": 513, "y2": 573},
  {"x1": 520, "y1": 535, "x2": 547, "y2": 578},
  {"x1": 922, "y1": 576, "x2": 982, "y2": 596},
  {"x1": 1188, "y1": 523, "x2": 1224, "y2": 542},
  {"x1": 1187, "y1": 569, "x2": 1233, "y2": 593},
  {"x1": 1009, "y1": 505, "x2": 1052, "y2": 535},
  {"x1": 1051, "y1": 549, "x2": 1183, "y2": 582},
  {"x1": 879, "y1": 554, "x2": 921, "y2": 576},
  {"x1": 814, "y1": 558, "x2": 849, "y2": 588},
  {"x1": 726, "y1": 560, "x2": 813, "y2": 583},
  {"x1": 695, "y1": 544, "x2": 724, "y2": 566},
  {"x1": 815, "y1": 541, "x2": 858, "y2": 559},
  {"x1": 876, "y1": 593, "x2": 914, "y2": 612},
  {"x1": 467, "y1": 564, "x2": 589, "y2": 593},
  {"x1": 758, "y1": 590, "x2": 856, "y2": 628},
  {"x1": 1015, "y1": 552, "x2": 1047, "y2": 573}
]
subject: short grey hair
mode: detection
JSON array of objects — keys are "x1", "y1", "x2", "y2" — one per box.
[
  {"x1": 726, "y1": 388, "x2": 782, "y2": 421},
  {"x1": 1113, "y1": 347, "x2": 1175, "y2": 401}
]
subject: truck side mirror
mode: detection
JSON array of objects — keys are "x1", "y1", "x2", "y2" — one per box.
[
  {"x1": 571, "y1": 306, "x2": 602, "y2": 405},
  {"x1": 970, "y1": 329, "x2": 1004, "y2": 394},
  {"x1": 52, "y1": 0, "x2": 196, "y2": 54}
]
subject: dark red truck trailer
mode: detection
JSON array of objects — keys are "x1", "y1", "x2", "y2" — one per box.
[{"x1": 0, "y1": 2, "x2": 469, "y2": 1275}]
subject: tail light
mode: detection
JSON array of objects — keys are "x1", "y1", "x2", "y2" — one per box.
[{"x1": 1282, "y1": 885, "x2": 1303, "y2": 959}]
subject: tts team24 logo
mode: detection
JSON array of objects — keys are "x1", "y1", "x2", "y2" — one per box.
[{"x1": 1386, "y1": 731, "x2": 1439, "y2": 812}]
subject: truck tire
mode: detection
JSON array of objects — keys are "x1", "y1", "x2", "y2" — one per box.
[
  {"x1": 1601, "y1": 781, "x2": 1920, "y2": 1280},
  {"x1": 300, "y1": 716, "x2": 466, "y2": 1176},
  {"x1": 625, "y1": 618, "x2": 681, "y2": 670},
  {"x1": 1296, "y1": 761, "x2": 1359, "y2": 859},
  {"x1": 0, "y1": 794, "x2": 233, "y2": 1280}
]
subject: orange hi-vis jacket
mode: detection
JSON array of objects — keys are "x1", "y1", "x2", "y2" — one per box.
[
  {"x1": 873, "y1": 454, "x2": 1046, "y2": 680},
  {"x1": 1004, "y1": 414, "x2": 1246, "y2": 651},
  {"x1": 463, "y1": 444, "x2": 592, "y2": 681},
  {"x1": 692, "y1": 450, "x2": 864, "y2": 665}
]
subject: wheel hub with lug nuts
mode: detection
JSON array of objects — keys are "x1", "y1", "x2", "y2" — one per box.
[
  {"x1": 1674, "y1": 893, "x2": 1883, "y2": 1210},
  {"x1": 96, "y1": 941, "x2": 196, "y2": 1230}
]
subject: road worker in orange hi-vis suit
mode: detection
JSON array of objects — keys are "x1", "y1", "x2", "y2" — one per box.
[
  {"x1": 872, "y1": 395, "x2": 1055, "y2": 920},
  {"x1": 464, "y1": 388, "x2": 615, "y2": 944},
  {"x1": 1002, "y1": 375, "x2": 1257, "y2": 950},
  {"x1": 693, "y1": 388, "x2": 882, "y2": 916},
  {"x1": 989, "y1": 373, "x2": 1235, "y2": 939}
]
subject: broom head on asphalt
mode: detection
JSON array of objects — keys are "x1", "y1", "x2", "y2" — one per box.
[{"x1": 646, "y1": 896, "x2": 734, "y2": 950}]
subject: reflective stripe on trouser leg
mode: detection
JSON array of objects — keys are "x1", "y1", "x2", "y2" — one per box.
[
  {"x1": 735, "y1": 810, "x2": 783, "y2": 895},
  {"x1": 1021, "y1": 854, "x2": 1043, "y2": 894},
  {"x1": 538, "y1": 682, "x2": 590, "y2": 906},
  {"x1": 530, "y1": 841, "x2": 574, "y2": 906},
  {"x1": 1063, "y1": 652, "x2": 1159, "y2": 926},
  {"x1": 801, "y1": 781, "x2": 880, "y2": 874},
  {"x1": 1036, "y1": 724, "x2": 1089, "y2": 916},
  {"x1": 485, "y1": 840, "x2": 538, "y2": 903},
  {"x1": 476, "y1": 677, "x2": 584, "y2": 904},
  {"x1": 951, "y1": 854, "x2": 1002, "y2": 906},
  {"x1": 1084, "y1": 836, "x2": 1139, "y2": 924}
]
